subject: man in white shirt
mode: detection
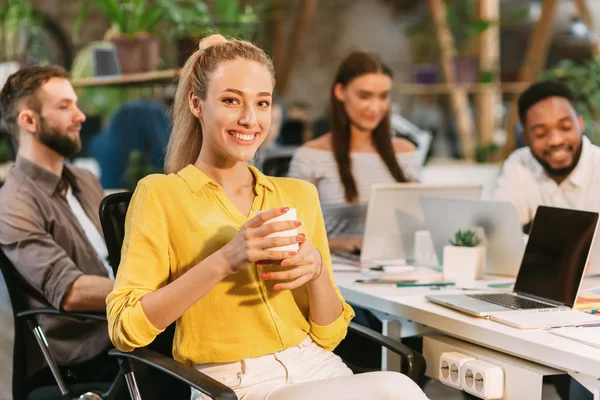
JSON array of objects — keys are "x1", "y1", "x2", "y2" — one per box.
[
  {"x1": 496, "y1": 80, "x2": 600, "y2": 228},
  {"x1": 495, "y1": 80, "x2": 596, "y2": 399}
]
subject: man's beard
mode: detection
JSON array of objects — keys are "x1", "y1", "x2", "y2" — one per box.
[
  {"x1": 36, "y1": 116, "x2": 81, "y2": 158},
  {"x1": 532, "y1": 141, "x2": 583, "y2": 180}
]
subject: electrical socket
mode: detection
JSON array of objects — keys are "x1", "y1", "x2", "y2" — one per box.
[
  {"x1": 461, "y1": 359, "x2": 504, "y2": 399},
  {"x1": 439, "y1": 352, "x2": 475, "y2": 389}
]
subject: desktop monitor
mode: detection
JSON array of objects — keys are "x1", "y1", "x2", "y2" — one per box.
[
  {"x1": 420, "y1": 197, "x2": 525, "y2": 277},
  {"x1": 361, "y1": 183, "x2": 481, "y2": 263}
]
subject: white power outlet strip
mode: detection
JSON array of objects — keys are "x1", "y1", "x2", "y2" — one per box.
[
  {"x1": 439, "y1": 352, "x2": 475, "y2": 389},
  {"x1": 461, "y1": 359, "x2": 504, "y2": 399}
]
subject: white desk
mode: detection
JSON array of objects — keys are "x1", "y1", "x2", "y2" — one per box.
[{"x1": 335, "y1": 271, "x2": 600, "y2": 398}]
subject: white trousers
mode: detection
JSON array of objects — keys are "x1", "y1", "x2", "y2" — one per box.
[{"x1": 191, "y1": 336, "x2": 429, "y2": 400}]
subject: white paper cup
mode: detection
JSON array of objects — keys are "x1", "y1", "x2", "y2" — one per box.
[{"x1": 255, "y1": 208, "x2": 300, "y2": 252}]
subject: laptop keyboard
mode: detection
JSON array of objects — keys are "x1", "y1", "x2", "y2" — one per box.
[{"x1": 467, "y1": 293, "x2": 555, "y2": 310}]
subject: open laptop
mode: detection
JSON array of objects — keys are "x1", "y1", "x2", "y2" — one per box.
[
  {"x1": 420, "y1": 197, "x2": 525, "y2": 277},
  {"x1": 361, "y1": 184, "x2": 481, "y2": 264},
  {"x1": 426, "y1": 206, "x2": 600, "y2": 328}
]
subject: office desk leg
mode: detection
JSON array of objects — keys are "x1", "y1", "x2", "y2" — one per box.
[
  {"x1": 570, "y1": 372, "x2": 600, "y2": 400},
  {"x1": 381, "y1": 319, "x2": 402, "y2": 372}
]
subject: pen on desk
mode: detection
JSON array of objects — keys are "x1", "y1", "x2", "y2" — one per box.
[
  {"x1": 395, "y1": 282, "x2": 455, "y2": 288},
  {"x1": 354, "y1": 279, "x2": 418, "y2": 285}
]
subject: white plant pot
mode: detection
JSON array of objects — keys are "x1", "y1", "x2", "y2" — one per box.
[{"x1": 443, "y1": 245, "x2": 486, "y2": 283}]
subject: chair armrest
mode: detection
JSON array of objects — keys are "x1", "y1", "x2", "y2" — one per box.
[
  {"x1": 108, "y1": 348, "x2": 238, "y2": 400},
  {"x1": 348, "y1": 321, "x2": 426, "y2": 383},
  {"x1": 17, "y1": 308, "x2": 107, "y2": 321}
]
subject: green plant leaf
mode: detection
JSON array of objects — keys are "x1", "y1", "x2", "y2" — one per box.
[
  {"x1": 73, "y1": 0, "x2": 91, "y2": 42},
  {"x1": 138, "y1": 4, "x2": 164, "y2": 34}
]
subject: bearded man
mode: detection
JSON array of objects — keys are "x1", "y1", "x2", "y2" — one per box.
[
  {"x1": 495, "y1": 80, "x2": 600, "y2": 228},
  {"x1": 0, "y1": 65, "x2": 116, "y2": 388}
]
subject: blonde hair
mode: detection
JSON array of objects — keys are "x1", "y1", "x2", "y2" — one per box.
[{"x1": 165, "y1": 34, "x2": 276, "y2": 174}]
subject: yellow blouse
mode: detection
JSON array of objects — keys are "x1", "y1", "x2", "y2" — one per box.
[{"x1": 106, "y1": 165, "x2": 355, "y2": 366}]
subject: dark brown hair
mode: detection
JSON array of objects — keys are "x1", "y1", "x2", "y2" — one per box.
[
  {"x1": 330, "y1": 51, "x2": 408, "y2": 203},
  {"x1": 0, "y1": 65, "x2": 69, "y2": 139}
]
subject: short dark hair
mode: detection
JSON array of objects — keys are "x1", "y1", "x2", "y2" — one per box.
[
  {"x1": 0, "y1": 65, "x2": 69, "y2": 138},
  {"x1": 518, "y1": 80, "x2": 577, "y2": 125}
]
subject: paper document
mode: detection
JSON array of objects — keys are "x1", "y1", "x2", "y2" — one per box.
[
  {"x1": 331, "y1": 263, "x2": 360, "y2": 272},
  {"x1": 549, "y1": 326, "x2": 600, "y2": 348},
  {"x1": 575, "y1": 286, "x2": 600, "y2": 314}
]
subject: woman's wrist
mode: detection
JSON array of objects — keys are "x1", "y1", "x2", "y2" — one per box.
[
  {"x1": 310, "y1": 249, "x2": 324, "y2": 282},
  {"x1": 206, "y1": 249, "x2": 232, "y2": 280}
]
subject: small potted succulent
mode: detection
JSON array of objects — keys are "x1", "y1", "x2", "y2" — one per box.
[{"x1": 443, "y1": 229, "x2": 486, "y2": 282}]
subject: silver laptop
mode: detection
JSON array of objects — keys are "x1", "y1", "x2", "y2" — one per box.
[
  {"x1": 421, "y1": 197, "x2": 525, "y2": 277},
  {"x1": 427, "y1": 206, "x2": 599, "y2": 320},
  {"x1": 361, "y1": 184, "x2": 481, "y2": 264}
]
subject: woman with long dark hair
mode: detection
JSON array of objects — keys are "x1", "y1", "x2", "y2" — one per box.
[{"x1": 289, "y1": 51, "x2": 420, "y2": 252}]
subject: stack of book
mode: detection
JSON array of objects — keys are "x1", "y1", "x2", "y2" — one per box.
[{"x1": 575, "y1": 286, "x2": 600, "y2": 314}]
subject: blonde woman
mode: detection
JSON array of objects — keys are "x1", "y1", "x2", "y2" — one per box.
[{"x1": 106, "y1": 35, "x2": 428, "y2": 400}]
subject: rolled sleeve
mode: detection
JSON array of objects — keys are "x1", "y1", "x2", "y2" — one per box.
[
  {"x1": 107, "y1": 288, "x2": 164, "y2": 351},
  {"x1": 309, "y1": 301, "x2": 355, "y2": 351},
  {"x1": 106, "y1": 177, "x2": 170, "y2": 352},
  {"x1": 304, "y1": 183, "x2": 355, "y2": 350},
  {"x1": 0, "y1": 194, "x2": 84, "y2": 309}
]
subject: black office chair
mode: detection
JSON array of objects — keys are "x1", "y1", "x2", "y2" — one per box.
[
  {"x1": 98, "y1": 192, "x2": 426, "y2": 399},
  {"x1": 99, "y1": 192, "x2": 237, "y2": 400},
  {"x1": 261, "y1": 155, "x2": 292, "y2": 177},
  {"x1": 0, "y1": 251, "x2": 123, "y2": 400}
]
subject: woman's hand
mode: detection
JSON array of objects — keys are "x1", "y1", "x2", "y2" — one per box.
[
  {"x1": 259, "y1": 238, "x2": 323, "y2": 291},
  {"x1": 219, "y1": 207, "x2": 302, "y2": 275}
]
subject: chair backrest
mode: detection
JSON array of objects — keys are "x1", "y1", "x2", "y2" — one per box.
[
  {"x1": 99, "y1": 191, "x2": 187, "y2": 398},
  {"x1": 0, "y1": 250, "x2": 42, "y2": 399},
  {"x1": 99, "y1": 191, "x2": 133, "y2": 275},
  {"x1": 262, "y1": 155, "x2": 292, "y2": 177}
]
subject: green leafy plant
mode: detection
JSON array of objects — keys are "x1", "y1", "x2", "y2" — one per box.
[
  {"x1": 0, "y1": 0, "x2": 43, "y2": 62},
  {"x1": 449, "y1": 230, "x2": 481, "y2": 247},
  {"x1": 162, "y1": 0, "x2": 272, "y2": 40},
  {"x1": 0, "y1": 139, "x2": 14, "y2": 164},
  {"x1": 540, "y1": 57, "x2": 600, "y2": 145},
  {"x1": 407, "y1": 0, "x2": 526, "y2": 62},
  {"x1": 73, "y1": 0, "x2": 165, "y2": 40},
  {"x1": 122, "y1": 150, "x2": 162, "y2": 191},
  {"x1": 475, "y1": 140, "x2": 500, "y2": 163}
]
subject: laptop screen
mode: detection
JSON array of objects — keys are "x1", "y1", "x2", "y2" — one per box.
[{"x1": 514, "y1": 206, "x2": 599, "y2": 307}]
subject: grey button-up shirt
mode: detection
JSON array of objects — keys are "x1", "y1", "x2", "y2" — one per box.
[{"x1": 0, "y1": 156, "x2": 112, "y2": 372}]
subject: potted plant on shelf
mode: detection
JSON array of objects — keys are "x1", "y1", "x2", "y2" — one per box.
[
  {"x1": 74, "y1": 0, "x2": 165, "y2": 74},
  {"x1": 0, "y1": 0, "x2": 45, "y2": 85},
  {"x1": 443, "y1": 229, "x2": 485, "y2": 283},
  {"x1": 163, "y1": 0, "x2": 271, "y2": 67}
]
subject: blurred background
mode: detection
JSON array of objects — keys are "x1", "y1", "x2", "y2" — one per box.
[{"x1": 1, "y1": 0, "x2": 599, "y2": 186}]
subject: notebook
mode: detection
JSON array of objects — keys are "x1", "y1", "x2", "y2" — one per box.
[{"x1": 549, "y1": 326, "x2": 600, "y2": 348}]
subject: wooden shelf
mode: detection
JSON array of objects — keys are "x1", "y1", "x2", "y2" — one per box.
[
  {"x1": 72, "y1": 69, "x2": 180, "y2": 88},
  {"x1": 395, "y1": 82, "x2": 530, "y2": 95}
]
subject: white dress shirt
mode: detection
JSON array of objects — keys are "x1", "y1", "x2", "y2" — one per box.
[
  {"x1": 65, "y1": 186, "x2": 114, "y2": 279},
  {"x1": 495, "y1": 136, "x2": 600, "y2": 226}
]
